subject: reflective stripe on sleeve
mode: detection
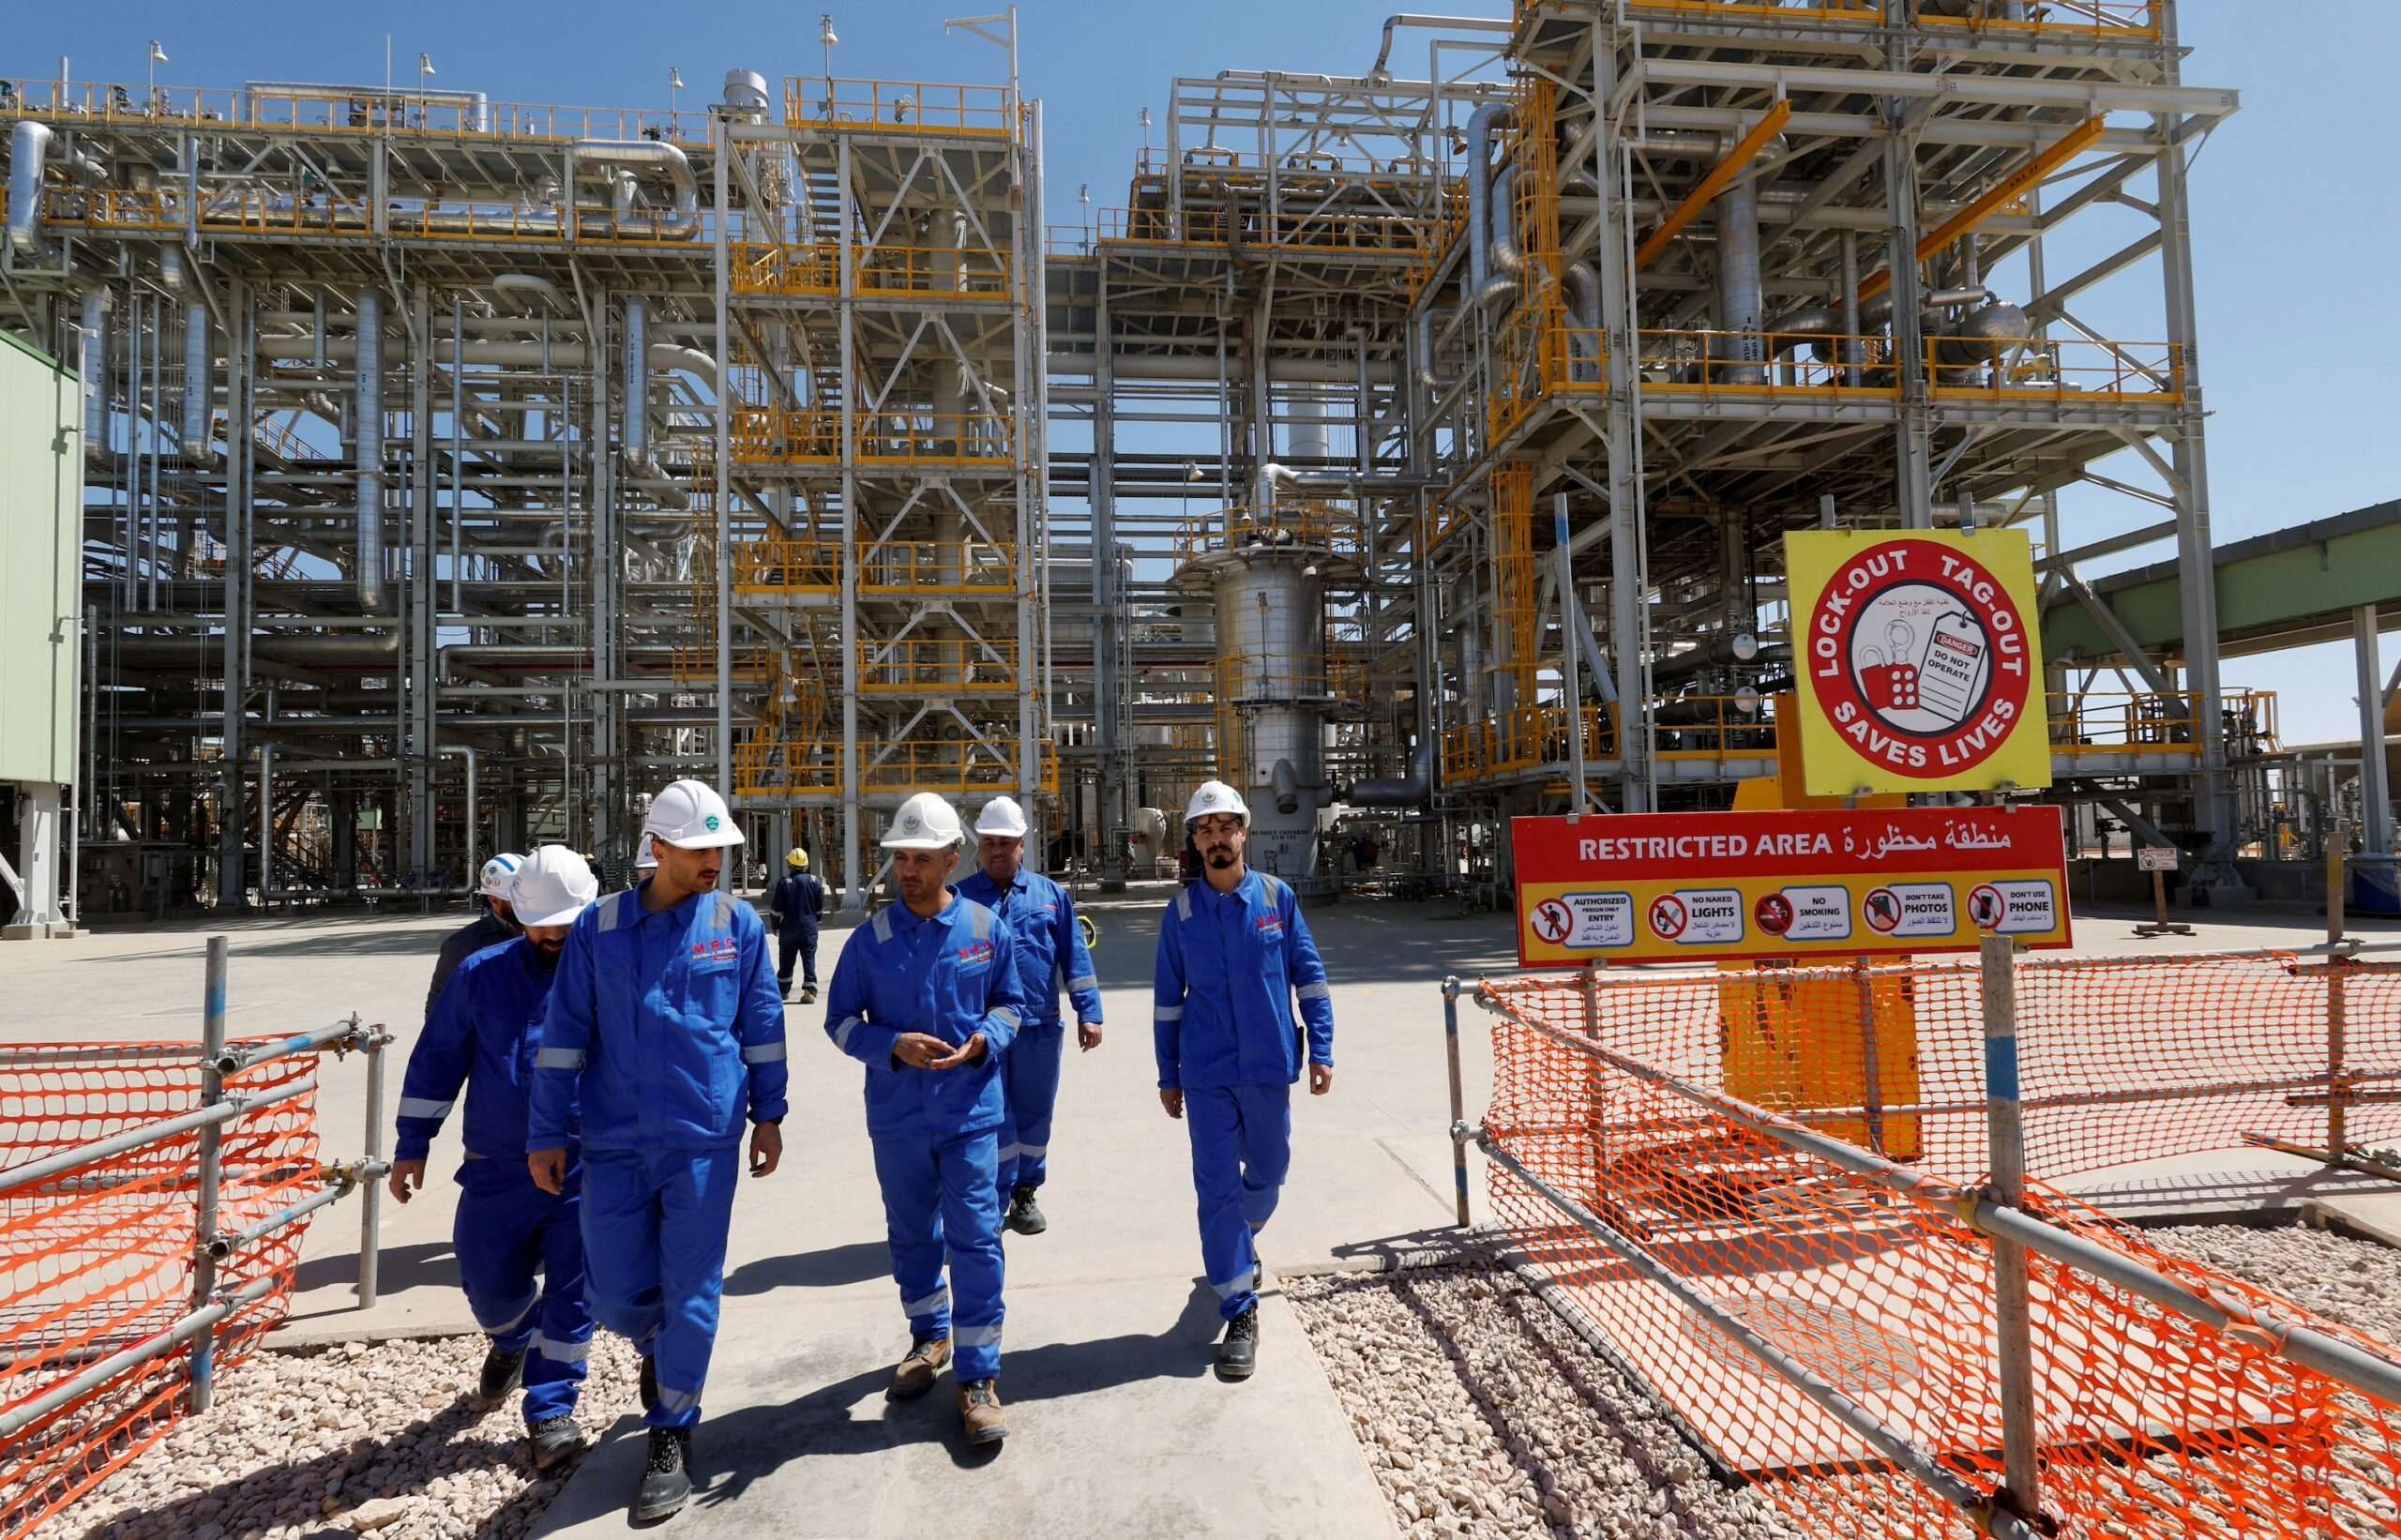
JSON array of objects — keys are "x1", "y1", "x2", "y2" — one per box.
[
  {"x1": 871, "y1": 911, "x2": 894, "y2": 944},
  {"x1": 833, "y1": 1017, "x2": 865, "y2": 1051},
  {"x1": 396, "y1": 1096, "x2": 454, "y2": 1121},
  {"x1": 1296, "y1": 981, "x2": 1332, "y2": 1001},
  {"x1": 535, "y1": 1048, "x2": 585, "y2": 1070},
  {"x1": 1066, "y1": 974, "x2": 1098, "y2": 992},
  {"x1": 969, "y1": 904, "x2": 991, "y2": 941},
  {"x1": 989, "y1": 1006, "x2": 1019, "y2": 1030},
  {"x1": 1154, "y1": 1004, "x2": 1184, "y2": 1021},
  {"x1": 1175, "y1": 890, "x2": 1192, "y2": 921},
  {"x1": 743, "y1": 1041, "x2": 788, "y2": 1064}
]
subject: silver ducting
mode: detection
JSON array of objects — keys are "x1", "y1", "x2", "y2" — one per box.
[
  {"x1": 1563, "y1": 262, "x2": 1602, "y2": 383},
  {"x1": 722, "y1": 70, "x2": 771, "y2": 114},
  {"x1": 1271, "y1": 758, "x2": 1302, "y2": 816},
  {"x1": 159, "y1": 244, "x2": 187, "y2": 294},
  {"x1": 569, "y1": 140, "x2": 697, "y2": 213},
  {"x1": 78, "y1": 288, "x2": 108, "y2": 459},
  {"x1": 8, "y1": 120, "x2": 53, "y2": 259},
  {"x1": 1490, "y1": 163, "x2": 1525, "y2": 278},
  {"x1": 623, "y1": 296, "x2": 648, "y2": 458},
  {"x1": 1346, "y1": 742, "x2": 1435, "y2": 808},
  {"x1": 1464, "y1": 102, "x2": 1518, "y2": 309},
  {"x1": 243, "y1": 80, "x2": 491, "y2": 133},
  {"x1": 1714, "y1": 140, "x2": 1765, "y2": 386},
  {"x1": 1769, "y1": 304, "x2": 1841, "y2": 367},
  {"x1": 355, "y1": 287, "x2": 387, "y2": 613},
  {"x1": 1936, "y1": 301, "x2": 2033, "y2": 373},
  {"x1": 494, "y1": 272, "x2": 572, "y2": 315},
  {"x1": 181, "y1": 302, "x2": 215, "y2": 463}
]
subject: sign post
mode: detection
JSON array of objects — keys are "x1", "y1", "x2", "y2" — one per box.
[{"x1": 2132, "y1": 845, "x2": 2190, "y2": 937}]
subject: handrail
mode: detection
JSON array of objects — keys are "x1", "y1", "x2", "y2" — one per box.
[
  {"x1": 0, "y1": 79, "x2": 713, "y2": 143},
  {"x1": 782, "y1": 77, "x2": 1015, "y2": 135}
]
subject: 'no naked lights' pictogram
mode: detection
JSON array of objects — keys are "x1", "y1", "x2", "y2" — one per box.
[{"x1": 1648, "y1": 895, "x2": 1688, "y2": 940}]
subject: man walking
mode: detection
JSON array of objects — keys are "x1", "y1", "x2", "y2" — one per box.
[
  {"x1": 427, "y1": 853, "x2": 522, "y2": 1015},
  {"x1": 824, "y1": 793, "x2": 1025, "y2": 1445},
  {"x1": 393, "y1": 847, "x2": 599, "y2": 1470},
  {"x1": 958, "y1": 796, "x2": 1102, "y2": 1236},
  {"x1": 528, "y1": 779, "x2": 788, "y2": 1520},
  {"x1": 1153, "y1": 780, "x2": 1334, "y2": 1381},
  {"x1": 769, "y1": 847, "x2": 829, "y2": 1003}
]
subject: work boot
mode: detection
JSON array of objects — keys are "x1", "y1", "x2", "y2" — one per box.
[
  {"x1": 1005, "y1": 1185, "x2": 1048, "y2": 1235},
  {"x1": 1216, "y1": 1303, "x2": 1260, "y2": 1381},
  {"x1": 634, "y1": 1427, "x2": 693, "y2": 1521},
  {"x1": 527, "y1": 1413, "x2": 587, "y2": 1471},
  {"x1": 639, "y1": 1352, "x2": 658, "y2": 1413},
  {"x1": 889, "y1": 1336, "x2": 952, "y2": 1401},
  {"x1": 478, "y1": 1346, "x2": 526, "y2": 1402},
  {"x1": 957, "y1": 1379, "x2": 1007, "y2": 1445},
  {"x1": 800, "y1": 986, "x2": 818, "y2": 1004}
]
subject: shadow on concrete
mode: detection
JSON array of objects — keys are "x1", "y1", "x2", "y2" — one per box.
[
  {"x1": 721, "y1": 1240, "x2": 890, "y2": 1295},
  {"x1": 294, "y1": 1238, "x2": 459, "y2": 1302},
  {"x1": 694, "y1": 1280, "x2": 1223, "y2": 1502},
  {"x1": 1325, "y1": 1227, "x2": 1487, "y2": 1270}
]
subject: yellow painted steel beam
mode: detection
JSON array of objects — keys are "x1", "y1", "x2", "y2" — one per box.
[
  {"x1": 1632, "y1": 99, "x2": 1791, "y2": 273},
  {"x1": 1858, "y1": 114, "x2": 2107, "y2": 302}
]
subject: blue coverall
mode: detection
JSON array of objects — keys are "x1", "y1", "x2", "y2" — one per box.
[
  {"x1": 824, "y1": 894, "x2": 1026, "y2": 1381},
  {"x1": 426, "y1": 907, "x2": 517, "y2": 1018},
  {"x1": 956, "y1": 867, "x2": 1102, "y2": 1192},
  {"x1": 1153, "y1": 870, "x2": 1334, "y2": 1321},
  {"x1": 398, "y1": 938, "x2": 593, "y2": 1425},
  {"x1": 528, "y1": 885, "x2": 789, "y2": 1429},
  {"x1": 769, "y1": 868, "x2": 827, "y2": 993}
]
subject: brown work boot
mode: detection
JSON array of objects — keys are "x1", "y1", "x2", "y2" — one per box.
[
  {"x1": 889, "y1": 1336, "x2": 951, "y2": 1401},
  {"x1": 957, "y1": 1378, "x2": 1007, "y2": 1444}
]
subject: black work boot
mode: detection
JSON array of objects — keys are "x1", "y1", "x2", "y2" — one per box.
[
  {"x1": 478, "y1": 1346, "x2": 527, "y2": 1402},
  {"x1": 1216, "y1": 1303, "x2": 1260, "y2": 1381},
  {"x1": 527, "y1": 1413, "x2": 587, "y2": 1471},
  {"x1": 634, "y1": 1427, "x2": 693, "y2": 1521},
  {"x1": 1005, "y1": 1185, "x2": 1048, "y2": 1236},
  {"x1": 639, "y1": 1352, "x2": 658, "y2": 1413}
]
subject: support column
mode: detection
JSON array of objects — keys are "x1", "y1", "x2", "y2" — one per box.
[
  {"x1": 1093, "y1": 266, "x2": 1129, "y2": 888},
  {"x1": 4, "y1": 785, "x2": 71, "y2": 937},
  {"x1": 2356, "y1": 606, "x2": 2393, "y2": 858},
  {"x1": 213, "y1": 280, "x2": 253, "y2": 912},
  {"x1": 1592, "y1": 21, "x2": 1650, "y2": 811},
  {"x1": 408, "y1": 283, "x2": 438, "y2": 876}
]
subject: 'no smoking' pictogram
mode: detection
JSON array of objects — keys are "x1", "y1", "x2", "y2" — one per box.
[
  {"x1": 1648, "y1": 895, "x2": 1688, "y2": 940},
  {"x1": 1532, "y1": 898, "x2": 1574, "y2": 945}
]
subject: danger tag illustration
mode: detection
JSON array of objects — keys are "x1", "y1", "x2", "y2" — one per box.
[{"x1": 1785, "y1": 530, "x2": 2051, "y2": 795}]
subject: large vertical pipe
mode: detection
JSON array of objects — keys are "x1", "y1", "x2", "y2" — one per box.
[
  {"x1": 355, "y1": 288, "x2": 386, "y2": 612},
  {"x1": 1980, "y1": 933, "x2": 2043, "y2": 1525},
  {"x1": 180, "y1": 301, "x2": 214, "y2": 461},
  {"x1": 78, "y1": 288, "x2": 108, "y2": 456},
  {"x1": 622, "y1": 295, "x2": 648, "y2": 459},
  {"x1": 1714, "y1": 155, "x2": 1765, "y2": 386},
  {"x1": 1464, "y1": 103, "x2": 1518, "y2": 307}
]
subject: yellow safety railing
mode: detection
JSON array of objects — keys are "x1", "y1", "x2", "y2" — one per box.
[
  {"x1": 1614, "y1": 0, "x2": 1880, "y2": 21},
  {"x1": 782, "y1": 78, "x2": 1015, "y2": 136},
  {"x1": 734, "y1": 739, "x2": 1057, "y2": 799},
  {"x1": 1059, "y1": 205, "x2": 1426, "y2": 257},
  {"x1": 667, "y1": 646, "x2": 776, "y2": 683},
  {"x1": 1173, "y1": 505, "x2": 1364, "y2": 567},
  {"x1": 47, "y1": 188, "x2": 699, "y2": 247},
  {"x1": 1636, "y1": 328, "x2": 1901, "y2": 397},
  {"x1": 855, "y1": 638, "x2": 1019, "y2": 694},
  {"x1": 730, "y1": 241, "x2": 1011, "y2": 298},
  {"x1": 1651, "y1": 696, "x2": 1779, "y2": 764},
  {"x1": 730, "y1": 408, "x2": 843, "y2": 463},
  {"x1": 858, "y1": 541, "x2": 1018, "y2": 594},
  {"x1": 856, "y1": 411, "x2": 1014, "y2": 464},
  {"x1": 731, "y1": 540, "x2": 840, "y2": 592},
  {"x1": 1442, "y1": 704, "x2": 1618, "y2": 785},
  {"x1": 0, "y1": 80, "x2": 712, "y2": 143},
  {"x1": 2047, "y1": 689, "x2": 2277, "y2": 762},
  {"x1": 1916, "y1": 0, "x2": 2160, "y2": 37},
  {"x1": 1927, "y1": 336, "x2": 2183, "y2": 405}
]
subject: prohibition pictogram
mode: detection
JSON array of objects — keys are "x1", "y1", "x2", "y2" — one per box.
[
  {"x1": 1532, "y1": 898, "x2": 1574, "y2": 945},
  {"x1": 1648, "y1": 895, "x2": 1688, "y2": 940},
  {"x1": 1968, "y1": 883, "x2": 2006, "y2": 929},
  {"x1": 1864, "y1": 887, "x2": 1903, "y2": 934},
  {"x1": 1754, "y1": 893, "x2": 1795, "y2": 936}
]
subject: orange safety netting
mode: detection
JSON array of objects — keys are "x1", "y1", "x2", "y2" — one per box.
[
  {"x1": 0, "y1": 1044, "x2": 322, "y2": 1539},
  {"x1": 1479, "y1": 959, "x2": 2401, "y2": 1538}
]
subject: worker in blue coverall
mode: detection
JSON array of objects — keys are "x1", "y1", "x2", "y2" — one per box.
[
  {"x1": 769, "y1": 847, "x2": 828, "y2": 1003},
  {"x1": 527, "y1": 778, "x2": 788, "y2": 1521},
  {"x1": 957, "y1": 794, "x2": 1102, "y2": 1238},
  {"x1": 391, "y1": 846, "x2": 598, "y2": 1471},
  {"x1": 426, "y1": 853, "x2": 522, "y2": 1017},
  {"x1": 1153, "y1": 779, "x2": 1335, "y2": 1381},
  {"x1": 824, "y1": 791, "x2": 1025, "y2": 1446}
]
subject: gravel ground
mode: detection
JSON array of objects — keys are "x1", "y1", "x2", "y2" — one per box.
[
  {"x1": 1286, "y1": 1261, "x2": 1803, "y2": 1540},
  {"x1": 38, "y1": 1333, "x2": 642, "y2": 1540},
  {"x1": 2147, "y1": 1221, "x2": 2401, "y2": 1350}
]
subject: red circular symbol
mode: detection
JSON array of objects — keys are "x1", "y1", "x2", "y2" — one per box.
[
  {"x1": 1864, "y1": 888, "x2": 1902, "y2": 933},
  {"x1": 1968, "y1": 883, "x2": 2006, "y2": 929},
  {"x1": 1805, "y1": 538, "x2": 2031, "y2": 779},
  {"x1": 1532, "y1": 898, "x2": 1574, "y2": 945},
  {"x1": 1648, "y1": 895, "x2": 1688, "y2": 940},
  {"x1": 1754, "y1": 893, "x2": 1795, "y2": 937}
]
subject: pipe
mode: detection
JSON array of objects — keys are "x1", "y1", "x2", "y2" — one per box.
[
  {"x1": 1490, "y1": 163, "x2": 1525, "y2": 278},
  {"x1": 1464, "y1": 103, "x2": 1517, "y2": 309},
  {"x1": 79, "y1": 287, "x2": 108, "y2": 459},
  {"x1": 1714, "y1": 140, "x2": 1765, "y2": 385},
  {"x1": 493, "y1": 273, "x2": 573, "y2": 314},
  {"x1": 623, "y1": 296, "x2": 648, "y2": 458},
  {"x1": 355, "y1": 287, "x2": 386, "y2": 612},
  {"x1": 438, "y1": 745, "x2": 476, "y2": 891},
  {"x1": 1563, "y1": 262, "x2": 1601, "y2": 383},
  {"x1": 159, "y1": 244, "x2": 186, "y2": 295},
  {"x1": 7, "y1": 121, "x2": 53, "y2": 258},
  {"x1": 1271, "y1": 758, "x2": 1302, "y2": 817},
  {"x1": 1348, "y1": 742, "x2": 1435, "y2": 807},
  {"x1": 569, "y1": 140, "x2": 697, "y2": 212},
  {"x1": 1413, "y1": 308, "x2": 1442, "y2": 388},
  {"x1": 181, "y1": 302, "x2": 215, "y2": 463},
  {"x1": 1369, "y1": 13, "x2": 1514, "y2": 80},
  {"x1": 243, "y1": 80, "x2": 491, "y2": 133}
]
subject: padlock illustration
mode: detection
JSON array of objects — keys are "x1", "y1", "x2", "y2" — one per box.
[
  {"x1": 1912, "y1": 610, "x2": 1988, "y2": 728},
  {"x1": 1858, "y1": 620, "x2": 1919, "y2": 712}
]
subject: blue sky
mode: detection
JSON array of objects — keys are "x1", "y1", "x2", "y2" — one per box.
[{"x1": 15, "y1": 2, "x2": 2395, "y2": 745}]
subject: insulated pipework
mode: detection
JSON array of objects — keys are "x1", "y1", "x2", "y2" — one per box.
[
  {"x1": 181, "y1": 302, "x2": 215, "y2": 463},
  {"x1": 355, "y1": 287, "x2": 386, "y2": 613}
]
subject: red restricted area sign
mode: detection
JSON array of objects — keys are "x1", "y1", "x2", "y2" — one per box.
[{"x1": 1512, "y1": 807, "x2": 2071, "y2": 969}]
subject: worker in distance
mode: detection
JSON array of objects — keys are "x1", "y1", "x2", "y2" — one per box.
[
  {"x1": 426, "y1": 853, "x2": 523, "y2": 1017},
  {"x1": 769, "y1": 844, "x2": 830, "y2": 1004}
]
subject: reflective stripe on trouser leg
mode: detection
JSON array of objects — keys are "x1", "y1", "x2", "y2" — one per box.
[
  {"x1": 872, "y1": 1133, "x2": 955, "y2": 1344},
  {"x1": 1000, "y1": 1024, "x2": 1065, "y2": 1192},
  {"x1": 521, "y1": 1185, "x2": 594, "y2": 1425},
  {"x1": 1234, "y1": 1080, "x2": 1293, "y2": 1235},
  {"x1": 642, "y1": 1144, "x2": 742, "y2": 1429},
  {"x1": 1185, "y1": 1085, "x2": 1261, "y2": 1321},
  {"x1": 455, "y1": 1175, "x2": 551, "y2": 1353},
  {"x1": 937, "y1": 1127, "x2": 1005, "y2": 1380}
]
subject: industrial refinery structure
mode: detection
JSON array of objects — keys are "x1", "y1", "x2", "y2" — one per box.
[{"x1": 0, "y1": 2, "x2": 2330, "y2": 919}]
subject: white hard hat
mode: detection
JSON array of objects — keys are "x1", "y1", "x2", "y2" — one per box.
[
  {"x1": 1185, "y1": 780, "x2": 1251, "y2": 824},
  {"x1": 479, "y1": 853, "x2": 523, "y2": 898},
  {"x1": 510, "y1": 846, "x2": 599, "y2": 928},
  {"x1": 974, "y1": 795, "x2": 1030, "y2": 839},
  {"x1": 634, "y1": 833, "x2": 657, "y2": 871},
  {"x1": 643, "y1": 778, "x2": 746, "y2": 850},
  {"x1": 882, "y1": 793, "x2": 964, "y2": 851}
]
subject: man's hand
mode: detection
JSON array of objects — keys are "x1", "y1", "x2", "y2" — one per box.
[
  {"x1": 528, "y1": 1148, "x2": 568, "y2": 1195},
  {"x1": 1309, "y1": 1063, "x2": 1334, "y2": 1096},
  {"x1": 749, "y1": 1121, "x2": 783, "y2": 1178},
  {"x1": 892, "y1": 1033, "x2": 951, "y2": 1069},
  {"x1": 929, "y1": 1033, "x2": 988, "y2": 1070},
  {"x1": 387, "y1": 1158, "x2": 426, "y2": 1204},
  {"x1": 1078, "y1": 1019, "x2": 1104, "y2": 1052},
  {"x1": 1159, "y1": 1087, "x2": 1184, "y2": 1120}
]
